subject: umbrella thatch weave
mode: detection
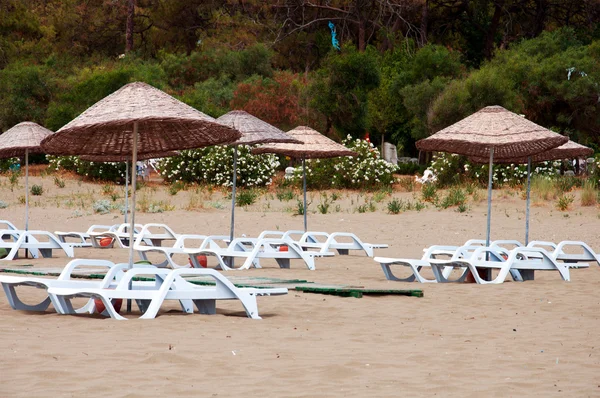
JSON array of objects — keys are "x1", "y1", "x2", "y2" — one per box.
[
  {"x1": 416, "y1": 106, "x2": 568, "y2": 159},
  {"x1": 40, "y1": 82, "x2": 241, "y2": 155},
  {"x1": 0, "y1": 121, "x2": 54, "y2": 233},
  {"x1": 0, "y1": 122, "x2": 53, "y2": 158},
  {"x1": 252, "y1": 126, "x2": 356, "y2": 159},
  {"x1": 80, "y1": 152, "x2": 178, "y2": 162},
  {"x1": 468, "y1": 140, "x2": 593, "y2": 164},
  {"x1": 216, "y1": 110, "x2": 302, "y2": 145}
]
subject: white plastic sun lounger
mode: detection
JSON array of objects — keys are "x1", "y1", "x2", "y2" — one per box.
[
  {"x1": 134, "y1": 233, "x2": 231, "y2": 269},
  {"x1": 429, "y1": 246, "x2": 571, "y2": 284},
  {"x1": 0, "y1": 220, "x2": 18, "y2": 232},
  {"x1": 374, "y1": 243, "x2": 506, "y2": 283},
  {"x1": 89, "y1": 223, "x2": 152, "y2": 248},
  {"x1": 195, "y1": 236, "x2": 334, "y2": 271},
  {"x1": 258, "y1": 230, "x2": 388, "y2": 257},
  {"x1": 48, "y1": 267, "x2": 288, "y2": 320},
  {"x1": 55, "y1": 224, "x2": 119, "y2": 248},
  {"x1": 129, "y1": 223, "x2": 180, "y2": 247},
  {"x1": 0, "y1": 259, "x2": 134, "y2": 313},
  {"x1": 0, "y1": 230, "x2": 75, "y2": 260}
]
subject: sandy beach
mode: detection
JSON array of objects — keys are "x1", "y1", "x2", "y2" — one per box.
[{"x1": 0, "y1": 173, "x2": 598, "y2": 397}]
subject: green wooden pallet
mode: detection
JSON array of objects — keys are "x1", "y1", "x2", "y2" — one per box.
[{"x1": 294, "y1": 286, "x2": 424, "y2": 298}]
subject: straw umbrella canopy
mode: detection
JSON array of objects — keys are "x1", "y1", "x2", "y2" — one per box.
[
  {"x1": 469, "y1": 140, "x2": 593, "y2": 245},
  {"x1": 216, "y1": 110, "x2": 302, "y2": 241},
  {"x1": 0, "y1": 122, "x2": 54, "y2": 231},
  {"x1": 81, "y1": 151, "x2": 178, "y2": 224},
  {"x1": 41, "y1": 82, "x2": 241, "y2": 270},
  {"x1": 252, "y1": 126, "x2": 357, "y2": 231},
  {"x1": 416, "y1": 105, "x2": 568, "y2": 248}
]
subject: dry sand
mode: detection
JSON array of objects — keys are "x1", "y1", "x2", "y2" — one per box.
[{"x1": 0, "y1": 173, "x2": 599, "y2": 397}]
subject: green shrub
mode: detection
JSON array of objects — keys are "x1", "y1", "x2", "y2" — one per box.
[
  {"x1": 438, "y1": 187, "x2": 466, "y2": 209},
  {"x1": 0, "y1": 200, "x2": 8, "y2": 209},
  {"x1": 8, "y1": 170, "x2": 20, "y2": 191},
  {"x1": 53, "y1": 176, "x2": 65, "y2": 188},
  {"x1": 421, "y1": 184, "x2": 437, "y2": 202},
  {"x1": 30, "y1": 184, "x2": 43, "y2": 196},
  {"x1": 387, "y1": 198, "x2": 404, "y2": 214},
  {"x1": 556, "y1": 194, "x2": 574, "y2": 211},
  {"x1": 555, "y1": 176, "x2": 579, "y2": 193},
  {"x1": 295, "y1": 199, "x2": 305, "y2": 215},
  {"x1": 276, "y1": 188, "x2": 295, "y2": 202},
  {"x1": 236, "y1": 189, "x2": 258, "y2": 206},
  {"x1": 93, "y1": 199, "x2": 112, "y2": 214},
  {"x1": 0, "y1": 157, "x2": 19, "y2": 173},
  {"x1": 580, "y1": 180, "x2": 597, "y2": 206},
  {"x1": 396, "y1": 163, "x2": 426, "y2": 175}
]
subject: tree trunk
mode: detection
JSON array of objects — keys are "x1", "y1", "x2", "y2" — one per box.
[
  {"x1": 125, "y1": 0, "x2": 135, "y2": 53},
  {"x1": 420, "y1": 0, "x2": 429, "y2": 46},
  {"x1": 483, "y1": 1, "x2": 503, "y2": 60},
  {"x1": 358, "y1": 19, "x2": 366, "y2": 51}
]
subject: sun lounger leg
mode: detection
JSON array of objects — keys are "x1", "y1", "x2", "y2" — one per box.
[
  {"x1": 237, "y1": 293, "x2": 261, "y2": 319},
  {"x1": 193, "y1": 299, "x2": 216, "y2": 315},
  {"x1": 380, "y1": 263, "x2": 416, "y2": 282},
  {"x1": 98, "y1": 296, "x2": 127, "y2": 320},
  {"x1": 509, "y1": 269, "x2": 523, "y2": 282},
  {"x1": 276, "y1": 258, "x2": 290, "y2": 269},
  {"x1": 2, "y1": 284, "x2": 51, "y2": 311},
  {"x1": 519, "y1": 270, "x2": 535, "y2": 281},
  {"x1": 39, "y1": 248, "x2": 52, "y2": 258},
  {"x1": 179, "y1": 299, "x2": 194, "y2": 313},
  {"x1": 135, "y1": 299, "x2": 151, "y2": 313}
]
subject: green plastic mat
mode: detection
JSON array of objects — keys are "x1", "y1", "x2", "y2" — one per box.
[{"x1": 294, "y1": 286, "x2": 424, "y2": 298}]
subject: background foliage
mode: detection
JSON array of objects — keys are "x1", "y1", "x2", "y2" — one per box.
[{"x1": 0, "y1": 1, "x2": 598, "y2": 163}]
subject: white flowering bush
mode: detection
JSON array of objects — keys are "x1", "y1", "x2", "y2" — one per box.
[
  {"x1": 426, "y1": 153, "x2": 562, "y2": 187},
  {"x1": 291, "y1": 136, "x2": 397, "y2": 189},
  {"x1": 47, "y1": 156, "x2": 126, "y2": 182},
  {"x1": 158, "y1": 145, "x2": 279, "y2": 187}
]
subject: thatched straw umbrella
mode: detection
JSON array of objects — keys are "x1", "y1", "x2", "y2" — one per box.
[
  {"x1": 81, "y1": 151, "x2": 178, "y2": 223},
  {"x1": 41, "y1": 82, "x2": 241, "y2": 273},
  {"x1": 252, "y1": 126, "x2": 357, "y2": 231},
  {"x1": 0, "y1": 122, "x2": 53, "y2": 232},
  {"x1": 216, "y1": 110, "x2": 301, "y2": 241},
  {"x1": 470, "y1": 140, "x2": 593, "y2": 245},
  {"x1": 416, "y1": 106, "x2": 567, "y2": 249}
]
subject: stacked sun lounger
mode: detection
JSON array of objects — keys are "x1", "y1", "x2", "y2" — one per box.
[{"x1": 375, "y1": 239, "x2": 599, "y2": 284}]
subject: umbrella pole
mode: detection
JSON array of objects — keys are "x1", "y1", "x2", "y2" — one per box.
[
  {"x1": 228, "y1": 145, "x2": 238, "y2": 268},
  {"x1": 230, "y1": 146, "x2": 238, "y2": 243},
  {"x1": 124, "y1": 162, "x2": 129, "y2": 224},
  {"x1": 480, "y1": 148, "x2": 494, "y2": 281},
  {"x1": 486, "y1": 148, "x2": 494, "y2": 247},
  {"x1": 127, "y1": 121, "x2": 139, "y2": 313},
  {"x1": 303, "y1": 158, "x2": 307, "y2": 232},
  {"x1": 25, "y1": 148, "x2": 29, "y2": 259},
  {"x1": 520, "y1": 156, "x2": 535, "y2": 281},
  {"x1": 525, "y1": 156, "x2": 531, "y2": 245}
]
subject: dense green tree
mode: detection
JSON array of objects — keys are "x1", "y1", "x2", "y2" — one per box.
[{"x1": 309, "y1": 45, "x2": 380, "y2": 138}]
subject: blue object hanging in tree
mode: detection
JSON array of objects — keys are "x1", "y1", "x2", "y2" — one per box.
[{"x1": 328, "y1": 21, "x2": 340, "y2": 51}]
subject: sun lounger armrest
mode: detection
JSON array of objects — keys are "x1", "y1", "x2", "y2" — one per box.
[
  {"x1": 258, "y1": 231, "x2": 285, "y2": 239},
  {"x1": 554, "y1": 241, "x2": 597, "y2": 258},
  {"x1": 57, "y1": 259, "x2": 122, "y2": 281}
]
